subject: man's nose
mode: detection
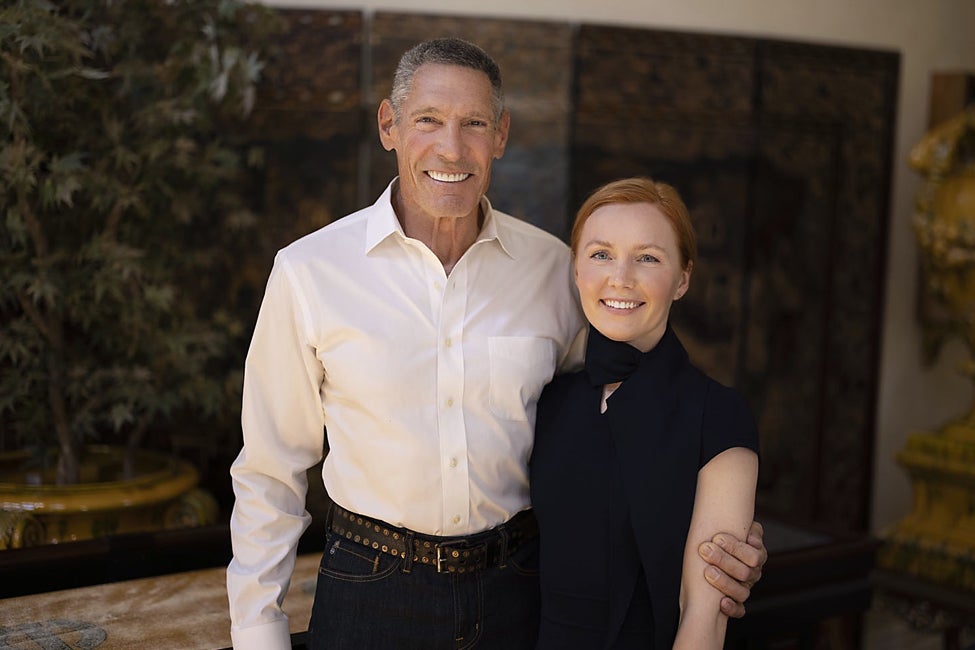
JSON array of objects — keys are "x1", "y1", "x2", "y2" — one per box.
[{"x1": 436, "y1": 123, "x2": 463, "y2": 161}]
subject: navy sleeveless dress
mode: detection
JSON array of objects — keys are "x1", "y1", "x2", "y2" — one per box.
[{"x1": 530, "y1": 325, "x2": 759, "y2": 649}]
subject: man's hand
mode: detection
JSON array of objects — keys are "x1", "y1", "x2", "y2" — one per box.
[{"x1": 697, "y1": 520, "x2": 767, "y2": 619}]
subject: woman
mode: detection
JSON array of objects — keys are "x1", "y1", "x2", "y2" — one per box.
[{"x1": 530, "y1": 177, "x2": 760, "y2": 649}]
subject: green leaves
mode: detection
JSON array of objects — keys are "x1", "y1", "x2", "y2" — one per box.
[{"x1": 0, "y1": 0, "x2": 282, "y2": 479}]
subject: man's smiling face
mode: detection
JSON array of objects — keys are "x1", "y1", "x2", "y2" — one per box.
[{"x1": 378, "y1": 63, "x2": 509, "y2": 224}]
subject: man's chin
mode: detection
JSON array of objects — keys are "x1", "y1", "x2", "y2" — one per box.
[{"x1": 426, "y1": 194, "x2": 482, "y2": 221}]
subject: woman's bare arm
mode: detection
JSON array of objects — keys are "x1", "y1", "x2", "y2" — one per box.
[{"x1": 673, "y1": 447, "x2": 759, "y2": 650}]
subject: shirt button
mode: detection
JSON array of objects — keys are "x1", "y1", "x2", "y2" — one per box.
[
  {"x1": 445, "y1": 337, "x2": 452, "y2": 348},
  {"x1": 449, "y1": 458, "x2": 458, "y2": 468},
  {"x1": 446, "y1": 398, "x2": 454, "y2": 407},
  {"x1": 434, "y1": 282, "x2": 442, "y2": 291},
  {"x1": 452, "y1": 515, "x2": 461, "y2": 524}
]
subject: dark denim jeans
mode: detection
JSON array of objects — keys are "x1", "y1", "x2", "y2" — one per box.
[{"x1": 307, "y1": 528, "x2": 540, "y2": 649}]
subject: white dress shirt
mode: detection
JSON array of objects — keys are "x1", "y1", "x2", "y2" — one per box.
[{"x1": 227, "y1": 181, "x2": 586, "y2": 649}]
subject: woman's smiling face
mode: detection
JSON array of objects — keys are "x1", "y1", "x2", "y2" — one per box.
[{"x1": 574, "y1": 201, "x2": 691, "y2": 352}]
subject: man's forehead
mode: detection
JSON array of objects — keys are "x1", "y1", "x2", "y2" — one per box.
[
  {"x1": 410, "y1": 63, "x2": 493, "y2": 92},
  {"x1": 405, "y1": 65, "x2": 495, "y2": 115}
]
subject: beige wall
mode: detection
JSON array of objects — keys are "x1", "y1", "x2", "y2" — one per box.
[{"x1": 262, "y1": 0, "x2": 975, "y2": 535}]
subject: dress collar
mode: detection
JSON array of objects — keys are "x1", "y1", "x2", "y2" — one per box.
[
  {"x1": 585, "y1": 325, "x2": 643, "y2": 386},
  {"x1": 584, "y1": 323, "x2": 688, "y2": 394}
]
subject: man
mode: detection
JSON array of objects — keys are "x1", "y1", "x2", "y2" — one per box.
[{"x1": 227, "y1": 37, "x2": 766, "y2": 649}]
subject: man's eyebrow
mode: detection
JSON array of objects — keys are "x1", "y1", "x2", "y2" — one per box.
[
  {"x1": 408, "y1": 106, "x2": 440, "y2": 117},
  {"x1": 407, "y1": 106, "x2": 494, "y2": 121}
]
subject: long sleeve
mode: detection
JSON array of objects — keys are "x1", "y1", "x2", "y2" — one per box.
[{"x1": 226, "y1": 255, "x2": 326, "y2": 649}]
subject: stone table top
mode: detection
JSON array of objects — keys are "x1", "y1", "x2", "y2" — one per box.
[{"x1": 0, "y1": 552, "x2": 319, "y2": 649}]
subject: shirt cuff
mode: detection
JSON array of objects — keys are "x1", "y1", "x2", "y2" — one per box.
[{"x1": 231, "y1": 619, "x2": 293, "y2": 650}]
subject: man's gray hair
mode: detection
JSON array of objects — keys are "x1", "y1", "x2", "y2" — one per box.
[{"x1": 389, "y1": 37, "x2": 505, "y2": 123}]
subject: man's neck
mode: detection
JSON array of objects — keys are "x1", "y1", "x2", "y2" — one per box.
[{"x1": 393, "y1": 193, "x2": 483, "y2": 276}]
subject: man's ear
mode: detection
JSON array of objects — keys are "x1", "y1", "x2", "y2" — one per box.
[
  {"x1": 493, "y1": 109, "x2": 511, "y2": 159},
  {"x1": 378, "y1": 99, "x2": 396, "y2": 151}
]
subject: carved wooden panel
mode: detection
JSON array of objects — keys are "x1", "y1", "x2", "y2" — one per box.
[
  {"x1": 228, "y1": 12, "x2": 898, "y2": 533},
  {"x1": 247, "y1": 10, "x2": 363, "y2": 262},
  {"x1": 573, "y1": 26, "x2": 899, "y2": 530},
  {"x1": 186, "y1": 10, "x2": 364, "y2": 509}
]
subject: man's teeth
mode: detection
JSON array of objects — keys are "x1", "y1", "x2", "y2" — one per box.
[
  {"x1": 604, "y1": 299, "x2": 640, "y2": 309},
  {"x1": 428, "y1": 171, "x2": 470, "y2": 182}
]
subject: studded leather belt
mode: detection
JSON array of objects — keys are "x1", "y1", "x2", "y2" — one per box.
[{"x1": 328, "y1": 504, "x2": 538, "y2": 574}]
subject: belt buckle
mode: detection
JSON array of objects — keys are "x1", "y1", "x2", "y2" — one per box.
[
  {"x1": 435, "y1": 542, "x2": 465, "y2": 573},
  {"x1": 435, "y1": 540, "x2": 473, "y2": 573},
  {"x1": 435, "y1": 540, "x2": 491, "y2": 574}
]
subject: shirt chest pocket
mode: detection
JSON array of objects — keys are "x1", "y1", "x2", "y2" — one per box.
[{"x1": 488, "y1": 337, "x2": 557, "y2": 422}]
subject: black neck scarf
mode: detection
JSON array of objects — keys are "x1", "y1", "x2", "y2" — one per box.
[{"x1": 584, "y1": 325, "x2": 644, "y2": 386}]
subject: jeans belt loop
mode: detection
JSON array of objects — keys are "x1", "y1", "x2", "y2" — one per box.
[
  {"x1": 402, "y1": 531, "x2": 414, "y2": 574},
  {"x1": 325, "y1": 503, "x2": 335, "y2": 533},
  {"x1": 498, "y1": 526, "x2": 510, "y2": 569}
]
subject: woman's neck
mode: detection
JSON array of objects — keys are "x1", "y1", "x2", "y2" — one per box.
[{"x1": 600, "y1": 381, "x2": 622, "y2": 413}]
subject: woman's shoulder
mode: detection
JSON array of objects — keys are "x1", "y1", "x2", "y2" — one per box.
[
  {"x1": 698, "y1": 374, "x2": 760, "y2": 461},
  {"x1": 701, "y1": 374, "x2": 751, "y2": 413},
  {"x1": 536, "y1": 371, "x2": 590, "y2": 428},
  {"x1": 542, "y1": 369, "x2": 589, "y2": 399}
]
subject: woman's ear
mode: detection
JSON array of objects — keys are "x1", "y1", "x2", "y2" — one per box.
[{"x1": 674, "y1": 261, "x2": 693, "y2": 300}]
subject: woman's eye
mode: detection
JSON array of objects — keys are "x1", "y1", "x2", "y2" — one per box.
[
  {"x1": 638, "y1": 254, "x2": 659, "y2": 263},
  {"x1": 591, "y1": 251, "x2": 610, "y2": 260}
]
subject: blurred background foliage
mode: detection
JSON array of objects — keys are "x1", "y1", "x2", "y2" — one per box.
[{"x1": 0, "y1": 0, "x2": 285, "y2": 490}]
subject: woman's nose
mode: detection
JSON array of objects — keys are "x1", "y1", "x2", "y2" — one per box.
[{"x1": 609, "y1": 261, "x2": 634, "y2": 287}]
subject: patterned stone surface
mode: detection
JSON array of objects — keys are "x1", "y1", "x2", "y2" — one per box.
[{"x1": 0, "y1": 554, "x2": 319, "y2": 648}]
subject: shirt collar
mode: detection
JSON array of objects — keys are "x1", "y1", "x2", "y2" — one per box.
[
  {"x1": 364, "y1": 178, "x2": 514, "y2": 259},
  {"x1": 364, "y1": 180, "x2": 404, "y2": 253}
]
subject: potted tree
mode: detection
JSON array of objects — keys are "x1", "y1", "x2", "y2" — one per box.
[{"x1": 0, "y1": 0, "x2": 280, "y2": 548}]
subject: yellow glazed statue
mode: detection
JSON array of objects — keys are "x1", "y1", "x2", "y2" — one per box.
[
  {"x1": 880, "y1": 106, "x2": 975, "y2": 590},
  {"x1": 912, "y1": 106, "x2": 975, "y2": 376}
]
